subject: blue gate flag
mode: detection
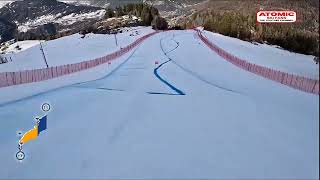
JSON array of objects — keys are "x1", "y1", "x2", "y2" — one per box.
[{"x1": 38, "y1": 115, "x2": 47, "y2": 135}]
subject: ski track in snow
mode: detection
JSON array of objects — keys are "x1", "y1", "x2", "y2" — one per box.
[
  {"x1": 161, "y1": 32, "x2": 242, "y2": 95},
  {"x1": 70, "y1": 41, "x2": 142, "y2": 90},
  {"x1": 73, "y1": 32, "x2": 187, "y2": 96}
]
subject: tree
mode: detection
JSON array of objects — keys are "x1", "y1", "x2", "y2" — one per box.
[
  {"x1": 151, "y1": 15, "x2": 168, "y2": 30},
  {"x1": 150, "y1": 6, "x2": 159, "y2": 17},
  {"x1": 115, "y1": 7, "x2": 124, "y2": 17},
  {"x1": 104, "y1": 8, "x2": 115, "y2": 19},
  {"x1": 141, "y1": 6, "x2": 152, "y2": 25}
]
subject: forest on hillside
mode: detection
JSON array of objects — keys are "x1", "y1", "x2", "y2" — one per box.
[
  {"x1": 104, "y1": 3, "x2": 168, "y2": 30},
  {"x1": 182, "y1": 0, "x2": 319, "y2": 56}
]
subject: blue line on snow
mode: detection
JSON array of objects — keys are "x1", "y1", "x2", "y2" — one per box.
[
  {"x1": 147, "y1": 92, "x2": 181, "y2": 96},
  {"x1": 153, "y1": 59, "x2": 185, "y2": 95},
  {"x1": 70, "y1": 86, "x2": 125, "y2": 92}
]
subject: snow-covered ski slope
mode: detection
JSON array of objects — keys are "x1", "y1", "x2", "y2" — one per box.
[
  {"x1": 0, "y1": 26, "x2": 153, "y2": 72},
  {"x1": 0, "y1": 29, "x2": 318, "y2": 179}
]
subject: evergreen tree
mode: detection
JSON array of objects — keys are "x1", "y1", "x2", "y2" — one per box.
[{"x1": 151, "y1": 15, "x2": 168, "y2": 30}]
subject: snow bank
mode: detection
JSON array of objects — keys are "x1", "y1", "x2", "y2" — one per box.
[
  {"x1": 202, "y1": 30, "x2": 319, "y2": 79},
  {"x1": 0, "y1": 40, "x2": 43, "y2": 54}
]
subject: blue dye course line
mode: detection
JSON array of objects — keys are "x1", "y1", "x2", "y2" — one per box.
[
  {"x1": 153, "y1": 59, "x2": 185, "y2": 95},
  {"x1": 151, "y1": 33, "x2": 185, "y2": 96}
]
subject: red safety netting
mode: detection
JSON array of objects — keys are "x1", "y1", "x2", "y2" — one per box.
[{"x1": 0, "y1": 31, "x2": 158, "y2": 88}]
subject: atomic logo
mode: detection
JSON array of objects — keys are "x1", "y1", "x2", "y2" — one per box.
[{"x1": 257, "y1": 10, "x2": 297, "y2": 23}]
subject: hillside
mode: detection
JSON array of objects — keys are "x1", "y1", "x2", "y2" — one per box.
[
  {"x1": 0, "y1": 0, "x2": 168, "y2": 45},
  {"x1": 193, "y1": 0, "x2": 319, "y2": 33},
  {"x1": 0, "y1": 0, "x2": 101, "y2": 23},
  {"x1": 1, "y1": 0, "x2": 318, "y2": 56},
  {"x1": 0, "y1": 0, "x2": 105, "y2": 43}
]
